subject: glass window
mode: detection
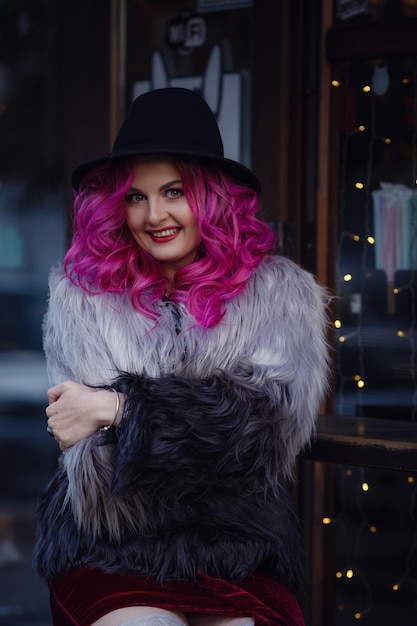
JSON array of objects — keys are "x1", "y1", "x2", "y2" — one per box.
[
  {"x1": 332, "y1": 464, "x2": 417, "y2": 624},
  {"x1": 329, "y1": 4, "x2": 417, "y2": 623},
  {"x1": 334, "y1": 56, "x2": 417, "y2": 420},
  {"x1": 124, "y1": 0, "x2": 254, "y2": 167},
  {"x1": 0, "y1": 1, "x2": 65, "y2": 622}
]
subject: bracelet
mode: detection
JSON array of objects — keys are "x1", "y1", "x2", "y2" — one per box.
[{"x1": 100, "y1": 388, "x2": 120, "y2": 431}]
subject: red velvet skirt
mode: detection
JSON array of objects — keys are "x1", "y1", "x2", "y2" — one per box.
[{"x1": 49, "y1": 568, "x2": 305, "y2": 626}]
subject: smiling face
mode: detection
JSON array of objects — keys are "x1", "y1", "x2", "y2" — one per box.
[{"x1": 125, "y1": 157, "x2": 201, "y2": 281}]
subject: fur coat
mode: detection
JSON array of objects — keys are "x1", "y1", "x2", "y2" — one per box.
[{"x1": 34, "y1": 255, "x2": 330, "y2": 595}]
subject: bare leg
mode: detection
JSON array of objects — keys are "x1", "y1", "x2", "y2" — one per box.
[
  {"x1": 91, "y1": 606, "x2": 189, "y2": 626},
  {"x1": 188, "y1": 615, "x2": 254, "y2": 626}
]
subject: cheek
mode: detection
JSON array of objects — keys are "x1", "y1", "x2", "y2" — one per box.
[
  {"x1": 192, "y1": 226, "x2": 201, "y2": 246},
  {"x1": 125, "y1": 210, "x2": 143, "y2": 234},
  {"x1": 186, "y1": 212, "x2": 200, "y2": 240}
]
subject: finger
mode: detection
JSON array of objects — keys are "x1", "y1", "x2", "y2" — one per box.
[{"x1": 47, "y1": 382, "x2": 67, "y2": 404}]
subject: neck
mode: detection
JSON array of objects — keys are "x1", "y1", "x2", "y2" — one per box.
[{"x1": 163, "y1": 268, "x2": 176, "y2": 297}]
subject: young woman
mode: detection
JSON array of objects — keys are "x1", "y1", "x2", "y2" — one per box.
[{"x1": 34, "y1": 88, "x2": 330, "y2": 626}]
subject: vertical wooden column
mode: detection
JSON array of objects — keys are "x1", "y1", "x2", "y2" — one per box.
[
  {"x1": 311, "y1": 1, "x2": 337, "y2": 625},
  {"x1": 110, "y1": 0, "x2": 127, "y2": 141},
  {"x1": 251, "y1": 0, "x2": 303, "y2": 241},
  {"x1": 316, "y1": 0, "x2": 337, "y2": 289},
  {"x1": 59, "y1": 0, "x2": 111, "y2": 225}
]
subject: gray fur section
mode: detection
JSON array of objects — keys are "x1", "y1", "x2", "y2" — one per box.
[{"x1": 62, "y1": 437, "x2": 148, "y2": 542}]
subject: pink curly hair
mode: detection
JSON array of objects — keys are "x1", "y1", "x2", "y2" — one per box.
[{"x1": 64, "y1": 157, "x2": 275, "y2": 328}]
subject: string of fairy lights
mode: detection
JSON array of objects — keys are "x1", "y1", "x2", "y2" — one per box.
[
  {"x1": 322, "y1": 60, "x2": 417, "y2": 621},
  {"x1": 333, "y1": 64, "x2": 417, "y2": 416},
  {"x1": 325, "y1": 468, "x2": 417, "y2": 620}
]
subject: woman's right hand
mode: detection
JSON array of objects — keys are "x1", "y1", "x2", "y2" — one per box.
[{"x1": 45, "y1": 380, "x2": 123, "y2": 450}]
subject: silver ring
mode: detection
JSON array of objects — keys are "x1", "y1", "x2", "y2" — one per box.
[{"x1": 46, "y1": 425, "x2": 54, "y2": 437}]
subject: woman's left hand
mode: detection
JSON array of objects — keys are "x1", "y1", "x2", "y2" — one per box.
[{"x1": 45, "y1": 381, "x2": 123, "y2": 450}]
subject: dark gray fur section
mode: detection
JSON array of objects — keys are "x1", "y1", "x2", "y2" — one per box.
[{"x1": 34, "y1": 373, "x2": 304, "y2": 595}]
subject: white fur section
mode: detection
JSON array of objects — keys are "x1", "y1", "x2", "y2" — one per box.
[{"x1": 44, "y1": 256, "x2": 330, "y2": 536}]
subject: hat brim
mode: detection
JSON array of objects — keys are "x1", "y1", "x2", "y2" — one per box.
[{"x1": 71, "y1": 146, "x2": 261, "y2": 195}]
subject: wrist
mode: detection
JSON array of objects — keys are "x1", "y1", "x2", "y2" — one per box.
[{"x1": 99, "y1": 388, "x2": 124, "y2": 431}]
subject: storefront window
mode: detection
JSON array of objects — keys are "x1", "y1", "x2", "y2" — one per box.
[
  {"x1": 334, "y1": 56, "x2": 417, "y2": 420},
  {"x1": 0, "y1": 1, "x2": 64, "y2": 621},
  {"x1": 329, "y1": 3, "x2": 417, "y2": 622},
  {"x1": 124, "y1": 0, "x2": 254, "y2": 167}
]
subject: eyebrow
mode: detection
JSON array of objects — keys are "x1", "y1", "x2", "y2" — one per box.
[{"x1": 127, "y1": 179, "x2": 183, "y2": 194}]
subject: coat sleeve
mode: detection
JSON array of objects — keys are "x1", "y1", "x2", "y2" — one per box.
[{"x1": 108, "y1": 256, "x2": 331, "y2": 489}]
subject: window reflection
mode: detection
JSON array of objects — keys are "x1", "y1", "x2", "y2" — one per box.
[
  {"x1": 0, "y1": 1, "x2": 64, "y2": 622},
  {"x1": 332, "y1": 37, "x2": 417, "y2": 625},
  {"x1": 335, "y1": 56, "x2": 417, "y2": 419}
]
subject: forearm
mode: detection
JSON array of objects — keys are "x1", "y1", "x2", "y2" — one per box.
[
  {"x1": 46, "y1": 381, "x2": 125, "y2": 449},
  {"x1": 108, "y1": 372, "x2": 286, "y2": 496}
]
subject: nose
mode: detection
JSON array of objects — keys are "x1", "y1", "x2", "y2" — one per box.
[{"x1": 146, "y1": 197, "x2": 169, "y2": 225}]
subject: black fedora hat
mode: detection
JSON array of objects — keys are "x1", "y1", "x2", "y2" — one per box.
[{"x1": 71, "y1": 87, "x2": 261, "y2": 194}]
